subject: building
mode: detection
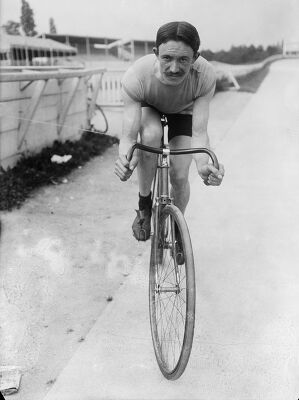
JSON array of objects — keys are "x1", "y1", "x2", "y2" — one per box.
[
  {"x1": 0, "y1": 30, "x2": 78, "y2": 66},
  {"x1": 283, "y1": 41, "x2": 299, "y2": 56},
  {"x1": 39, "y1": 33, "x2": 155, "y2": 62}
]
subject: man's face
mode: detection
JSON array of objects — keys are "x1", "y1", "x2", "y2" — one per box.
[{"x1": 154, "y1": 40, "x2": 198, "y2": 85}]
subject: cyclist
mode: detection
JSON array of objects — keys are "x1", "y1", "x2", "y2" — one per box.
[{"x1": 115, "y1": 21, "x2": 225, "y2": 241}]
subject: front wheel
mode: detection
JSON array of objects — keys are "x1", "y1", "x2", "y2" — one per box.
[{"x1": 149, "y1": 204, "x2": 195, "y2": 380}]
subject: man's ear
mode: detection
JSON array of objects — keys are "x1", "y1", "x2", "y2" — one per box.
[
  {"x1": 153, "y1": 47, "x2": 158, "y2": 56},
  {"x1": 193, "y1": 51, "x2": 200, "y2": 61}
]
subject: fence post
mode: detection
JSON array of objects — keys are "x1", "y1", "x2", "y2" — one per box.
[
  {"x1": 87, "y1": 72, "x2": 104, "y2": 123},
  {"x1": 17, "y1": 79, "x2": 47, "y2": 150},
  {"x1": 57, "y1": 76, "x2": 81, "y2": 136}
]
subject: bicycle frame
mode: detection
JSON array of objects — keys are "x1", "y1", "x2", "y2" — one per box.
[
  {"x1": 127, "y1": 116, "x2": 219, "y2": 256},
  {"x1": 126, "y1": 114, "x2": 219, "y2": 226},
  {"x1": 155, "y1": 119, "x2": 171, "y2": 206},
  {"x1": 152, "y1": 119, "x2": 181, "y2": 290}
]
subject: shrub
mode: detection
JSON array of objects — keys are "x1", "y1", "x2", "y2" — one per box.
[
  {"x1": 0, "y1": 132, "x2": 119, "y2": 211},
  {"x1": 202, "y1": 43, "x2": 282, "y2": 64}
]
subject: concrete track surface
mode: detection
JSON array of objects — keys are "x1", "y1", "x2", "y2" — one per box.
[{"x1": 40, "y1": 59, "x2": 299, "y2": 399}]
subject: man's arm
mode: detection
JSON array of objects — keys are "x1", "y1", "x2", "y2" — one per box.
[
  {"x1": 115, "y1": 91, "x2": 141, "y2": 181},
  {"x1": 192, "y1": 89, "x2": 224, "y2": 185}
]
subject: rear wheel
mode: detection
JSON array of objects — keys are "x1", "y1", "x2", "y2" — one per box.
[
  {"x1": 90, "y1": 104, "x2": 108, "y2": 133},
  {"x1": 149, "y1": 204, "x2": 195, "y2": 380}
]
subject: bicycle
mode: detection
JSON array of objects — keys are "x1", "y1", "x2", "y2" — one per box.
[{"x1": 126, "y1": 116, "x2": 219, "y2": 380}]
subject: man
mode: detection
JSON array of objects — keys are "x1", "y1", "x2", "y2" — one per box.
[{"x1": 115, "y1": 21, "x2": 224, "y2": 241}]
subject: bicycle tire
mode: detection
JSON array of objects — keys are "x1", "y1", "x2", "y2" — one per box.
[
  {"x1": 91, "y1": 104, "x2": 109, "y2": 134},
  {"x1": 149, "y1": 204, "x2": 195, "y2": 380}
]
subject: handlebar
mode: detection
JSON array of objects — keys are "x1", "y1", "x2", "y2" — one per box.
[{"x1": 126, "y1": 143, "x2": 219, "y2": 170}]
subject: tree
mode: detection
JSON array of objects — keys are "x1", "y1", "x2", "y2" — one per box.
[
  {"x1": 20, "y1": 0, "x2": 37, "y2": 36},
  {"x1": 49, "y1": 18, "x2": 57, "y2": 34},
  {"x1": 3, "y1": 20, "x2": 21, "y2": 35},
  {"x1": 200, "y1": 49, "x2": 214, "y2": 61}
]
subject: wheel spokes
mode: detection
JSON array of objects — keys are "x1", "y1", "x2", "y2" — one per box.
[
  {"x1": 153, "y1": 215, "x2": 187, "y2": 371},
  {"x1": 150, "y1": 205, "x2": 195, "y2": 379}
]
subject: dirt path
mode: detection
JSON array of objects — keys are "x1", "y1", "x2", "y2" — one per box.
[
  {"x1": 0, "y1": 144, "x2": 145, "y2": 399},
  {"x1": 0, "y1": 90, "x2": 252, "y2": 399}
]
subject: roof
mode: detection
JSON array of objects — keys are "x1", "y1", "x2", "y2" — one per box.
[
  {"x1": 39, "y1": 33, "x2": 155, "y2": 45},
  {"x1": 0, "y1": 33, "x2": 10, "y2": 51},
  {"x1": 0, "y1": 33, "x2": 77, "y2": 54},
  {"x1": 40, "y1": 33, "x2": 119, "y2": 44}
]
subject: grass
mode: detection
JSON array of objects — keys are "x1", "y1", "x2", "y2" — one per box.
[
  {"x1": 216, "y1": 64, "x2": 270, "y2": 93},
  {"x1": 0, "y1": 131, "x2": 119, "y2": 211}
]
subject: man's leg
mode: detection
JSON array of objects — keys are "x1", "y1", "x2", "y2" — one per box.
[
  {"x1": 168, "y1": 135, "x2": 192, "y2": 264},
  {"x1": 132, "y1": 107, "x2": 162, "y2": 241},
  {"x1": 137, "y1": 107, "x2": 163, "y2": 196},
  {"x1": 169, "y1": 135, "x2": 192, "y2": 214}
]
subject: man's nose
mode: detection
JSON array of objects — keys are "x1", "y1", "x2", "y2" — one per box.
[{"x1": 169, "y1": 61, "x2": 179, "y2": 73}]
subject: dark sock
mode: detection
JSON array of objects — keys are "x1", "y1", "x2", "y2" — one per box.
[
  {"x1": 174, "y1": 223, "x2": 180, "y2": 239},
  {"x1": 138, "y1": 192, "x2": 152, "y2": 210}
]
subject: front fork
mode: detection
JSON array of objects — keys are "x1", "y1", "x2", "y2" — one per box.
[{"x1": 152, "y1": 153, "x2": 180, "y2": 293}]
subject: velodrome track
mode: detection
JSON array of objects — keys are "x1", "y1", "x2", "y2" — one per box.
[{"x1": 39, "y1": 58, "x2": 299, "y2": 399}]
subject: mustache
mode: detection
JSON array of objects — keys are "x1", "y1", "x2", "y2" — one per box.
[{"x1": 165, "y1": 72, "x2": 184, "y2": 77}]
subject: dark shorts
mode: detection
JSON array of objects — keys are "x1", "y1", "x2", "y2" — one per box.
[
  {"x1": 141, "y1": 103, "x2": 192, "y2": 141},
  {"x1": 166, "y1": 114, "x2": 192, "y2": 141}
]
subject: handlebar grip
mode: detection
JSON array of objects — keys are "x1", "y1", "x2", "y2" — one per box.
[
  {"x1": 126, "y1": 144, "x2": 137, "y2": 163},
  {"x1": 208, "y1": 150, "x2": 219, "y2": 170}
]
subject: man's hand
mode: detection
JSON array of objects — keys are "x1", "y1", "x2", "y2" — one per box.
[
  {"x1": 198, "y1": 163, "x2": 225, "y2": 186},
  {"x1": 114, "y1": 153, "x2": 139, "y2": 181}
]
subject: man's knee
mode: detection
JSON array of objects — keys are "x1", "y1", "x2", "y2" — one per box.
[
  {"x1": 140, "y1": 108, "x2": 162, "y2": 147},
  {"x1": 170, "y1": 169, "x2": 189, "y2": 189},
  {"x1": 170, "y1": 156, "x2": 191, "y2": 189},
  {"x1": 141, "y1": 126, "x2": 162, "y2": 147}
]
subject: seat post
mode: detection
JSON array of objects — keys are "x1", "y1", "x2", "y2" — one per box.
[
  {"x1": 158, "y1": 115, "x2": 170, "y2": 204},
  {"x1": 160, "y1": 115, "x2": 168, "y2": 147}
]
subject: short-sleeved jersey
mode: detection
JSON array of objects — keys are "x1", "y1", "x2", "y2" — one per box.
[{"x1": 121, "y1": 54, "x2": 216, "y2": 114}]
